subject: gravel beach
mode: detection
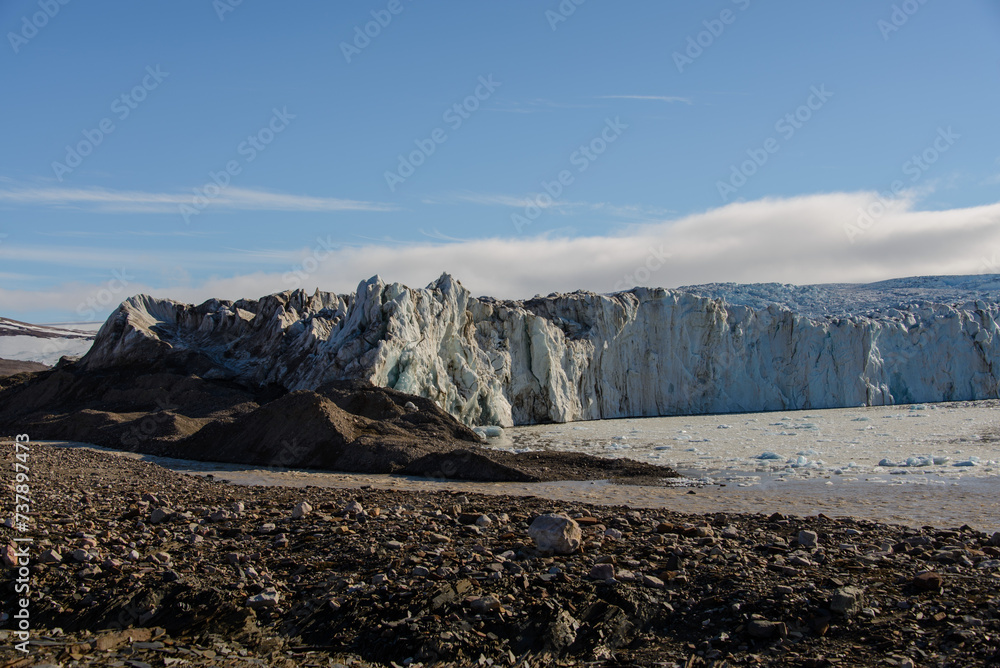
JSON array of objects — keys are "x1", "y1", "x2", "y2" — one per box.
[{"x1": 3, "y1": 444, "x2": 1000, "y2": 667}]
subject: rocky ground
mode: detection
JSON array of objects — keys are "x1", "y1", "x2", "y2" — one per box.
[{"x1": 3, "y1": 445, "x2": 1000, "y2": 667}]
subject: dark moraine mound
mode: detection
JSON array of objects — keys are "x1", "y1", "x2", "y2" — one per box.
[
  {"x1": 0, "y1": 362, "x2": 677, "y2": 483},
  {"x1": 0, "y1": 357, "x2": 48, "y2": 377}
]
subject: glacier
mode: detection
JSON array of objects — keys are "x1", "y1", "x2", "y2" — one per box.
[{"x1": 80, "y1": 273, "x2": 1000, "y2": 426}]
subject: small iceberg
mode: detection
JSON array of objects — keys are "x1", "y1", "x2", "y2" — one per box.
[{"x1": 473, "y1": 425, "x2": 505, "y2": 439}]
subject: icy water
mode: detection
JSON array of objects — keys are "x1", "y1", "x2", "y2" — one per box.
[
  {"x1": 50, "y1": 400, "x2": 1000, "y2": 534},
  {"x1": 494, "y1": 400, "x2": 1000, "y2": 484}
]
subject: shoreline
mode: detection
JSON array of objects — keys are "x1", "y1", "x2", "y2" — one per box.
[{"x1": 48, "y1": 441, "x2": 1000, "y2": 534}]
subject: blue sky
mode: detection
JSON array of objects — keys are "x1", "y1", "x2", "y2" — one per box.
[{"x1": 2, "y1": 0, "x2": 999, "y2": 322}]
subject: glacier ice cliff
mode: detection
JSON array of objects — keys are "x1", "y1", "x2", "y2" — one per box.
[{"x1": 80, "y1": 273, "x2": 1000, "y2": 426}]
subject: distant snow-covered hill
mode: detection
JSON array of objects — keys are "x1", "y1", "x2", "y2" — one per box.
[{"x1": 0, "y1": 318, "x2": 96, "y2": 366}]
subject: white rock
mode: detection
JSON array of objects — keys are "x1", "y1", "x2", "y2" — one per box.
[
  {"x1": 343, "y1": 500, "x2": 363, "y2": 515},
  {"x1": 529, "y1": 514, "x2": 582, "y2": 555},
  {"x1": 291, "y1": 501, "x2": 312, "y2": 519},
  {"x1": 246, "y1": 588, "x2": 280, "y2": 609}
]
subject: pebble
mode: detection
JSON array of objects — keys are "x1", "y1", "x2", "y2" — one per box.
[
  {"x1": 798, "y1": 529, "x2": 819, "y2": 548},
  {"x1": 343, "y1": 500, "x2": 364, "y2": 515},
  {"x1": 150, "y1": 507, "x2": 172, "y2": 524},
  {"x1": 641, "y1": 574, "x2": 665, "y2": 589},
  {"x1": 913, "y1": 571, "x2": 944, "y2": 591},
  {"x1": 39, "y1": 548, "x2": 62, "y2": 564},
  {"x1": 747, "y1": 619, "x2": 787, "y2": 639},
  {"x1": 830, "y1": 586, "x2": 865, "y2": 617},
  {"x1": 470, "y1": 595, "x2": 501, "y2": 614},
  {"x1": 589, "y1": 563, "x2": 615, "y2": 580},
  {"x1": 246, "y1": 588, "x2": 280, "y2": 609}
]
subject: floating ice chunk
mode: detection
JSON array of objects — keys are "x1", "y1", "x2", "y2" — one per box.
[
  {"x1": 953, "y1": 458, "x2": 980, "y2": 467},
  {"x1": 852, "y1": 417, "x2": 870, "y2": 422},
  {"x1": 789, "y1": 456, "x2": 810, "y2": 468},
  {"x1": 654, "y1": 445, "x2": 672, "y2": 451},
  {"x1": 797, "y1": 449, "x2": 819, "y2": 456},
  {"x1": 877, "y1": 458, "x2": 898, "y2": 467},
  {"x1": 717, "y1": 424, "x2": 731, "y2": 429},
  {"x1": 909, "y1": 404, "x2": 926, "y2": 411},
  {"x1": 905, "y1": 456, "x2": 932, "y2": 467},
  {"x1": 754, "y1": 451, "x2": 784, "y2": 460},
  {"x1": 932, "y1": 456, "x2": 950, "y2": 465},
  {"x1": 474, "y1": 425, "x2": 504, "y2": 439}
]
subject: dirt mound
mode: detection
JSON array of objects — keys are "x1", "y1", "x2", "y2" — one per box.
[
  {"x1": 0, "y1": 363, "x2": 679, "y2": 483},
  {"x1": 0, "y1": 357, "x2": 48, "y2": 377}
]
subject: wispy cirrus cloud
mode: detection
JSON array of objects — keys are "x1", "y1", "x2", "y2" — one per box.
[
  {"x1": 0, "y1": 184, "x2": 396, "y2": 214},
  {"x1": 423, "y1": 191, "x2": 675, "y2": 220},
  {"x1": 598, "y1": 95, "x2": 693, "y2": 105}
]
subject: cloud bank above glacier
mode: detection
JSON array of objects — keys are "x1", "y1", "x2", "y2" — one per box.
[{"x1": 2, "y1": 190, "x2": 998, "y2": 321}]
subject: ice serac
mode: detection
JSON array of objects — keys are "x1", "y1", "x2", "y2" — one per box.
[{"x1": 80, "y1": 273, "x2": 1000, "y2": 426}]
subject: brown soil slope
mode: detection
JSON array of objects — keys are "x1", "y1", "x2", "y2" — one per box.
[{"x1": 0, "y1": 362, "x2": 677, "y2": 483}]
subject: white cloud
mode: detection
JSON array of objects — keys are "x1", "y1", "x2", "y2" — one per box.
[
  {"x1": 3, "y1": 191, "x2": 999, "y2": 321},
  {"x1": 0, "y1": 184, "x2": 395, "y2": 214}
]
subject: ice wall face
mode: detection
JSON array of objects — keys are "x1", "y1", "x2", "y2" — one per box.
[{"x1": 81, "y1": 274, "x2": 1000, "y2": 426}]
